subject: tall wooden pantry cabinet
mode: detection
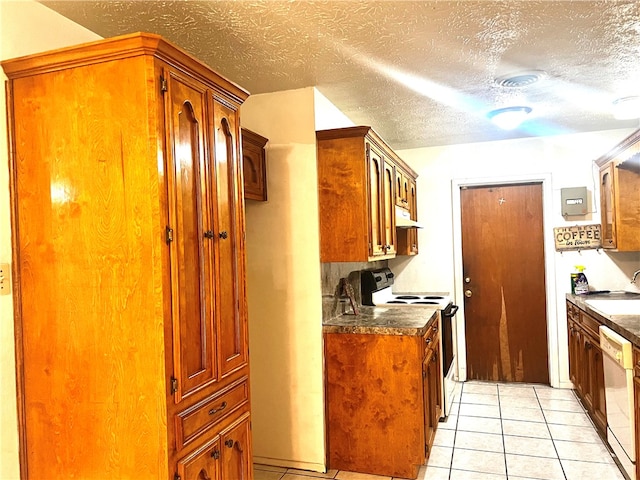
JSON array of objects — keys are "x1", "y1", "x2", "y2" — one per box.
[{"x1": 2, "y1": 33, "x2": 253, "y2": 479}]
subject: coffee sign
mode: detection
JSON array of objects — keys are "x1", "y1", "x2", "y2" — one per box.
[{"x1": 554, "y1": 224, "x2": 602, "y2": 251}]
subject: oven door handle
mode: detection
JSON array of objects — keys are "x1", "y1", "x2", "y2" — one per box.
[{"x1": 443, "y1": 304, "x2": 458, "y2": 317}]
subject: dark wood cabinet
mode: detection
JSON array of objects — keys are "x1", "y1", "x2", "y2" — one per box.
[
  {"x1": 2, "y1": 33, "x2": 252, "y2": 480},
  {"x1": 596, "y1": 129, "x2": 640, "y2": 251},
  {"x1": 566, "y1": 301, "x2": 606, "y2": 434},
  {"x1": 316, "y1": 126, "x2": 417, "y2": 262},
  {"x1": 241, "y1": 128, "x2": 268, "y2": 201},
  {"x1": 324, "y1": 312, "x2": 440, "y2": 479},
  {"x1": 423, "y1": 321, "x2": 442, "y2": 454},
  {"x1": 633, "y1": 347, "x2": 640, "y2": 480}
]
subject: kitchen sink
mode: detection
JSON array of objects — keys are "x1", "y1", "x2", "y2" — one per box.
[{"x1": 585, "y1": 299, "x2": 640, "y2": 316}]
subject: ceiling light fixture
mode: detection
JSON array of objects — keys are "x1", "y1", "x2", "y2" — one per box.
[
  {"x1": 487, "y1": 106, "x2": 533, "y2": 130},
  {"x1": 612, "y1": 96, "x2": 640, "y2": 120}
]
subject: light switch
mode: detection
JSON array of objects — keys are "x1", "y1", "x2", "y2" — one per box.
[{"x1": 0, "y1": 263, "x2": 10, "y2": 295}]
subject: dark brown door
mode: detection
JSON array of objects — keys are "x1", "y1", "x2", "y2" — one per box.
[{"x1": 461, "y1": 183, "x2": 549, "y2": 384}]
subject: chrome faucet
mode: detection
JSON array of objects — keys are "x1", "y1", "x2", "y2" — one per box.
[{"x1": 632, "y1": 270, "x2": 640, "y2": 284}]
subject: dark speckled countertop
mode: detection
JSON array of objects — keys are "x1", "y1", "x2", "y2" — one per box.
[
  {"x1": 567, "y1": 292, "x2": 640, "y2": 346},
  {"x1": 322, "y1": 305, "x2": 439, "y2": 336}
]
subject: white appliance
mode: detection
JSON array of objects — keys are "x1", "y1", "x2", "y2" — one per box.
[
  {"x1": 600, "y1": 325, "x2": 636, "y2": 480},
  {"x1": 360, "y1": 268, "x2": 459, "y2": 418}
]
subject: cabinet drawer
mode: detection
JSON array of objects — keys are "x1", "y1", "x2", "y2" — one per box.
[
  {"x1": 634, "y1": 347, "x2": 640, "y2": 377},
  {"x1": 579, "y1": 311, "x2": 600, "y2": 339},
  {"x1": 423, "y1": 319, "x2": 439, "y2": 356},
  {"x1": 176, "y1": 377, "x2": 249, "y2": 451},
  {"x1": 566, "y1": 301, "x2": 580, "y2": 323}
]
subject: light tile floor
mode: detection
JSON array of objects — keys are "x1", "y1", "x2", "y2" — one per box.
[{"x1": 254, "y1": 381, "x2": 627, "y2": 480}]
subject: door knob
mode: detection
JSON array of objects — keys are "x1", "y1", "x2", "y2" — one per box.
[{"x1": 464, "y1": 289, "x2": 473, "y2": 298}]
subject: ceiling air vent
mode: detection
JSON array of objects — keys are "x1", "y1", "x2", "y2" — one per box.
[{"x1": 495, "y1": 70, "x2": 547, "y2": 88}]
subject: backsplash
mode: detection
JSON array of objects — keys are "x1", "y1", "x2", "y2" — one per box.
[{"x1": 321, "y1": 260, "x2": 387, "y2": 320}]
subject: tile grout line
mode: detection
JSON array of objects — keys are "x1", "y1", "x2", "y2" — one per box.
[{"x1": 534, "y1": 386, "x2": 569, "y2": 480}]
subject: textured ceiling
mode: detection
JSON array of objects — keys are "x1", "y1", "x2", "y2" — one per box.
[{"x1": 39, "y1": 0, "x2": 640, "y2": 149}]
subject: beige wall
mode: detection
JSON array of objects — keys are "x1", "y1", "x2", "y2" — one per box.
[
  {"x1": 0, "y1": 2, "x2": 101, "y2": 477},
  {"x1": 240, "y1": 87, "x2": 353, "y2": 471}
]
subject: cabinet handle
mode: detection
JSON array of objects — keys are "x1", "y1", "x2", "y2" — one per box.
[
  {"x1": 204, "y1": 230, "x2": 215, "y2": 239},
  {"x1": 426, "y1": 338, "x2": 432, "y2": 344},
  {"x1": 586, "y1": 342, "x2": 592, "y2": 350},
  {"x1": 208, "y1": 401, "x2": 227, "y2": 416},
  {"x1": 225, "y1": 439, "x2": 234, "y2": 448},
  {"x1": 211, "y1": 449, "x2": 220, "y2": 459},
  {"x1": 219, "y1": 231, "x2": 228, "y2": 240}
]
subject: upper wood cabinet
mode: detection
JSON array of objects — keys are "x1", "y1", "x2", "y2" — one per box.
[
  {"x1": 241, "y1": 128, "x2": 268, "y2": 201},
  {"x1": 396, "y1": 168, "x2": 419, "y2": 256},
  {"x1": 596, "y1": 129, "x2": 640, "y2": 251},
  {"x1": 2, "y1": 33, "x2": 252, "y2": 480},
  {"x1": 316, "y1": 126, "x2": 417, "y2": 262}
]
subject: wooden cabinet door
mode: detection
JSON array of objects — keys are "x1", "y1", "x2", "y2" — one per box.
[
  {"x1": 600, "y1": 163, "x2": 616, "y2": 249},
  {"x1": 220, "y1": 413, "x2": 253, "y2": 480},
  {"x1": 635, "y1": 375, "x2": 640, "y2": 480},
  {"x1": 423, "y1": 346, "x2": 440, "y2": 450},
  {"x1": 582, "y1": 334, "x2": 595, "y2": 412},
  {"x1": 176, "y1": 436, "x2": 221, "y2": 480},
  {"x1": 567, "y1": 319, "x2": 582, "y2": 393},
  {"x1": 211, "y1": 98, "x2": 248, "y2": 378},
  {"x1": 590, "y1": 342, "x2": 607, "y2": 433},
  {"x1": 366, "y1": 142, "x2": 386, "y2": 258},
  {"x1": 165, "y1": 69, "x2": 217, "y2": 402},
  {"x1": 382, "y1": 161, "x2": 396, "y2": 256},
  {"x1": 407, "y1": 178, "x2": 418, "y2": 254}
]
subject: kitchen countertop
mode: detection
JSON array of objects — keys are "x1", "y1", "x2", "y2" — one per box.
[
  {"x1": 323, "y1": 305, "x2": 439, "y2": 336},
  {"x1": 567, "y1": 292, "x2": 640, "y2": 346}
]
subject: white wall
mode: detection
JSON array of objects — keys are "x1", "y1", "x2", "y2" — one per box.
[
  {"x1": 0, "y1": 1, "x2": 102, "y2": 477},
  {"x1": 390, "y1": 129, "x2": 640, "y2": 387}
]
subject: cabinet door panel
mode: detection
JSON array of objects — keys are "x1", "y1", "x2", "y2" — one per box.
[
  {"x1": 221, "y1": 413, "x2": 253, "y2": 480},
  {"x1": 366, "y1": 143, "x2": 385, "y2": 257},
  {"x1": 211, "y1": 97, "x2": 248, "y2": 377},
  {"x1": 382, "y1": 161, "x2": 396, "y2": 256},
  {"x1": 176, "y1": 436, "x2": 221, "y2": 480},
  {"x1": 166, "y1": 70, "x2": 217, "y2": 401},
  {"x1": 600, "y1": 163, "x2": 616, "y2": 248}
]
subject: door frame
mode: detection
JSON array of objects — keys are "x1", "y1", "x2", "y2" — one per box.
[{"x1": 452, "y1": 173, "x2": 565, "y2": 388}]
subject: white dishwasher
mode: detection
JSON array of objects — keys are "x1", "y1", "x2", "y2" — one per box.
[{"x1": 600, "y1": 325, "x2": 636, "y2": 480}]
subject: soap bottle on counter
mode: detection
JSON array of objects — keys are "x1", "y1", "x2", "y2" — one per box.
[{"x1": 571, "y1": 265, "x2": 589, "y2": 295}]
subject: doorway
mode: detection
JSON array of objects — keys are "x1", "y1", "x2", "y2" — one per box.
[{"x1": 460, "y1": 182, "x2": 549, "y2": 384}]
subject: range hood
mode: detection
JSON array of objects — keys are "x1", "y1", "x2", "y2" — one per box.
[{"x1": 395, "y1": 206, "x2": 423, "y2": 229}]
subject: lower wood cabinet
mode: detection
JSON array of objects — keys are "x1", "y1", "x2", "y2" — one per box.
[
  {"x1": 566, "y1": 301, "x2": 606, "y2": 434},
  {"x1": 423, "y1": 322, "x2": 442, "y2": 451},
  {"x1": 175, "y1": 410, "x2": 252, "y2": 480},
  {"x1": 324, "y1": 313, "x2": 441, "y2": 480},
  {"x1": 634, "y1": 347, "x2": 640, "y2": 480}
]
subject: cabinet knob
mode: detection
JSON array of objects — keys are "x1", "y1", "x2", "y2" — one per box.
[
  {"x1": 219, "y1": 231, "x2": 228, "y2": 240},
  {"x1": 211, "y1": 449, "x2": 220, "y2": 459},
  {"x1": 225, "y1": 439, "x2": 234, "y2": 448},
  {"x1": 204, "y1": 230, "x2": 215, "y2": 239}
]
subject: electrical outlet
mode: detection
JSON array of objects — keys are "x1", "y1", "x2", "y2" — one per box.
[{"x1": 0, "y1": 263, "x2": 10, "y2": 295}]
